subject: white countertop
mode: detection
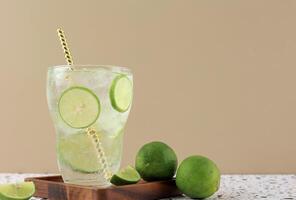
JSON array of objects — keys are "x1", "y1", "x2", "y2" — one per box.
[{"x1": 0, "y1": 174, "x2": 295, "y2": 200}]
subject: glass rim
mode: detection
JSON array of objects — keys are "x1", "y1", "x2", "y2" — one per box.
[{"x1": 48, "y1": 64, "x2": 132, "y2": 72}]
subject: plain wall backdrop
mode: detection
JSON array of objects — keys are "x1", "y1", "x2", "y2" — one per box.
[{"x1": 0, "y1": 0, "x2": 295, "y2": 173}]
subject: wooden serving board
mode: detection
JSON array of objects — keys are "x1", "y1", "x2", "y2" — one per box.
[{"x1": 25, "y1": 175, "x2": 181, "y2": 200}]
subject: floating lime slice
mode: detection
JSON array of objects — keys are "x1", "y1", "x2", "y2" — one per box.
[
  {"x1": 110, "y1": 75, "x2": 133, "y2": 112},
  {"x1": 58, "y1": 86, "x2": 100, "y2": 129},
  {"x1": 58, "y1": 132, "x2": 100, "y2": 173},
  {"x1": 0, "y1": 182, "x2": 35, "y2": 200},
  {"x1": 110, "y1": 165, "x2": 141, "y2": 186}
]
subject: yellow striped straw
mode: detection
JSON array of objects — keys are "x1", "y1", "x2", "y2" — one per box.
[
  {"x1": 57, "y1": 28, "x2": 74, "y2": 66},
  {"x1": 86, "y1": 127, "x2": 112, "y2": 181}
]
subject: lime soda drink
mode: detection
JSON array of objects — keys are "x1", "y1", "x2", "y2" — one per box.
[{"x1": 47, "y1": 65, "x2": 133, "y2": 186}]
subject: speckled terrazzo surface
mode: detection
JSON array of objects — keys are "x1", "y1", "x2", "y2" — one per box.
[{"x1": 0, "y1": 174, "x2": 295, "y2": 199}]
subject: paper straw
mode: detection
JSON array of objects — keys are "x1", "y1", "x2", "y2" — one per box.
[{"x1": 57, "y1": 28, "x2": 74, "y2": 66}]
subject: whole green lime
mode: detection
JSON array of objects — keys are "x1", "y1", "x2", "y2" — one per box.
[
  {"x1": 176, "y1": 155, "x2": 220, "y2": 199},
  {"x1": 135, "y1": 141, "x2": 178, "y2": 181}
]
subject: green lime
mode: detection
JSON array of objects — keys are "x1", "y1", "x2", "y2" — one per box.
[
  {"x1": 0, "y1": 182, "x2": 35, "y2": 200},
  {"x1": 110, "y1": 165, "x2": 141, "y2": 186},
  {"x1": 57, "y1": 132, "x2": 100, "y2": 173},
  {"x1": 135, "y1": 141, "x2": 178, "y2": 181},
  {"x1": 176, "y1": 155, "x2": 220, "y2": 199},
  {"x1": 109, "y1": 75, "x2": 133, "y2": 112},
  {"x1": 58, "y1": 86, "x2": 100, "y2": 129}
]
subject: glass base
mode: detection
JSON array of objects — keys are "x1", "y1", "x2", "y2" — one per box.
[
  {"x1": 63, "y1": 178, "x2": 111, "y2": 187},
  {"x1": 59, "y1": 163, "x2": 111, "y2": 187}
]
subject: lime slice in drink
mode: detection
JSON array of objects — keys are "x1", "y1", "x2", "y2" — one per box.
[
  {"x1": 110, "y1": 165, "x2": 141, "y2": 186},
  {"x1": 58, "y1": 132, "x2": 100, "y2": 173},
  {"x1": 110, "y1": 75, "x2": 133, "y2": 112},
  {"x1": 0, "y1": 182, "x2": 35, "y2": 200},
  {"x1": 58, "y1": 86, "x2": 100, "y2": 128}
]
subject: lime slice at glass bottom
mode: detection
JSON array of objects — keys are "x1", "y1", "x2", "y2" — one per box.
[
  {"x1": 110, "y1": 75, "x2": 133, "y2": 112},
  {"x1": 58, "y1": 86, "x2": 100, "y2": 129},
  {"x1": 0, "y1": 182, "x2": 35, "y2": 200},
  {"x1": 58, "y1": 133, "x2": 100, "y2": 173},
  {"x1": 110, "y1": 165, "x2": 141, "y2": 186}
]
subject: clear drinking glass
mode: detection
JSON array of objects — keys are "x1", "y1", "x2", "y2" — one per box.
[{"x1": 47, "y1": 65, "x2": 133, "y2": 187}]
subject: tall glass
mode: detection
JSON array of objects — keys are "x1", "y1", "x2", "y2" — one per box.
[{"x1": 47, "y1": 65, "x2": 133, "y2": 187}]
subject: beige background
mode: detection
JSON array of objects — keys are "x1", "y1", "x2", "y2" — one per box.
[{"x1": 0, "y1": 0, "x2": 295, "y2": 173}]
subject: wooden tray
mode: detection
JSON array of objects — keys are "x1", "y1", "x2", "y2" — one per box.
[{"x1": 25, "y1": 175, "x2": 181, "y2": 200}]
